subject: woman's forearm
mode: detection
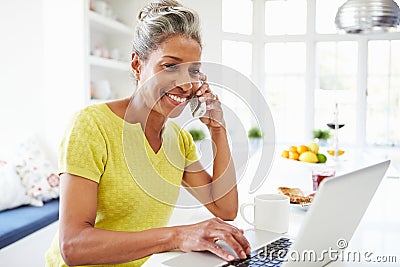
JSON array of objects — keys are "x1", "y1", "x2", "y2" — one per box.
[
  {"x1": 60, "y1": 225, "x2": 178, "y2": 266},
  {"x1": 61, "y1": 218, "x2": 251, "y2": 265},
  {"x1": 208, "y1": 126, "x2": 238, "y2": 220}
]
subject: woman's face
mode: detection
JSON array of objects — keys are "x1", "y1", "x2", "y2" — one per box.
[{"x1": 135, "y1": 35, "x2": 202, "y2": 118}]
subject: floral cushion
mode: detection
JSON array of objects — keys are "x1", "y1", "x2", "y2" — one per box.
[{"x1": 14, "y1": 137, "x2": 60, "y2": 207}]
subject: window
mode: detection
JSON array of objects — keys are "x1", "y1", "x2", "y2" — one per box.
[
  {"x1": 265, "y1": 0, "x2": 307, "y2": 35},
  {"x1": 221, "y1": 40, "x2": 253, "y2": 130},
  {"x1": 265, "y1": 42, "x2": 306, "y2": 142},
  {"x1": 222, "y1": 0, "x2": 253, "y2": 34},
  {"x1": 221, "y1": 0, "x2": 254, "y2": 133},
  {"x1": 367, "y1": 40, "x2": 400, "y2": 146},
  {"x1": 221, "y1": 0, "x2": 400, "y2": 147},
  {"x1": 316, "y1": 0, "x2": 346, "y2": 34},
  {"x1": 222, "y1": 40, "x2": 252, "y2": 77}
]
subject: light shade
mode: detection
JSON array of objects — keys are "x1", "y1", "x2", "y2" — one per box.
[{"x1": 335, "y1": 0, "x2": 400, "y2": 34}]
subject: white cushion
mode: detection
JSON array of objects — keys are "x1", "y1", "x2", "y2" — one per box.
[{"x1": 0, "y1": 160, "x2": 30, "y2": 211}]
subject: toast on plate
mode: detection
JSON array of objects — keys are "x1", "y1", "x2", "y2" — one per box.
[{"x1": 278, "y1": 186, "x2": 314, "y2": 204}]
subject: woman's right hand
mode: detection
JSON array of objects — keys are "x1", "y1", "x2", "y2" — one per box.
[{"x1": 175, "y1": 217, "x2": 251, "y2": 262}]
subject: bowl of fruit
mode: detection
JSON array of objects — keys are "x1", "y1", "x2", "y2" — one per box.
[{"x1": 281, "y1": 142, "x2": 327, "y2": 164}]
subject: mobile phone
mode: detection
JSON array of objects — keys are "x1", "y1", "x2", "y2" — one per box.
[{"x1": 189, "y1": 95, "x2": 206, "y2": 117}]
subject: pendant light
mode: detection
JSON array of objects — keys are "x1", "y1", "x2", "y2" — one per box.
[{"x1": 335, "y1": 0, "x2": 400, "y2": 34}]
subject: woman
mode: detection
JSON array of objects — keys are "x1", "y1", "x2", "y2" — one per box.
[{"x1": 45, "y1": 0, "x2": 250, "y2": 266}]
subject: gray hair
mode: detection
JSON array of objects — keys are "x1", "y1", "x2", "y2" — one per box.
[{"x1": 132, "y1": 0, "x2": 202, "y2": 60}]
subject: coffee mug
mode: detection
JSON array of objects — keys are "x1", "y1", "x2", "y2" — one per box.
[{"x1": 240, "y1": 194, "x2": 290, "y2": 233}]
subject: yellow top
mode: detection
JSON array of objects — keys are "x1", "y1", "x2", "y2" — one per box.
[{"x1": 45, "y1": 103, "x2": 198, "y2": 267}]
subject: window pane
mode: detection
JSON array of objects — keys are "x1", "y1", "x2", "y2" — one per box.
[
  {"x1": 368, "y1": 41, "x2": 390, "y2": 75},
  {"x1": 316, "y1": 0, "x2": 346, "y2": 34},
  {"x1": 265, "y1": 44, "x2": 285, "y2": 74},
  {"x1": 265, "y1": 43, "x2": 306, "y2": 143},
  {"x1": 315, "y1": 41, "x2": 358, "y2": 145},
  {"x1": 389, "y1": 77, "x2": 400, "y2": 144},
  {"x1": 317, "y1": 42, "x2": 358, "y2": 90},
  {"x1": 367, "y1": 76, "x2": 390, "y2": 145},
  {"x1": 265, "y1": 0, "x2": 306, "y2": 35},
  {"x1": 317, "y1": 42, "x2": 336, "y2": 76},
  {"x1": 391, "y1": 41, "x2": 400, "y2": 74},
  {"x1": 265, "y1": 76, "x2": 285, "y2": 107},
  {"x1": 266, "y1": 43, "x2": 306, "y2": 74},
  {"x1": 220, "y1": 40, "x2": 253, "y2": 136},
  {"x1": 367, "y1": 40, "x2": 400, "y2": 146},
  {"x1": 337, "y1": 42, "x2": 358, "y2": 75},
  {"x1": 265, "y1": 75, "x2": 306, "y2": 143},
  {"x1": 222, "y1": 0, "x2": 252, "y2": 34},
  {"x1": 222, "y1": 40, "x2": 252, "y2": 77}
]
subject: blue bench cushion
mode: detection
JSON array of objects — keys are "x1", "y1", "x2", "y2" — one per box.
[{"x1": 0, "y1": 199, "x2": 59, "y2": 249}]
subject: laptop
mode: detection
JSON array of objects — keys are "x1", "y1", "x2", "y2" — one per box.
[{"x1": 162, "y1": 160, "x2": 391, "y2": 267}]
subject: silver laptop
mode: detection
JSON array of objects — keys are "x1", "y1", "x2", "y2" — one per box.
[{"x1": 162, "y1": 160, "x2": 391, "y2": 267}]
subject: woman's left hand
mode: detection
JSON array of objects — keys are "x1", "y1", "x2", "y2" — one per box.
[{"x1": 196, "y1": 74, "x2": 225, "y2": 128}]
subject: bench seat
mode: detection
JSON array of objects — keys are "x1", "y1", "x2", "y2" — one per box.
[{"x1": 0, "y1": 199, "x2": 59, "y2": 249}]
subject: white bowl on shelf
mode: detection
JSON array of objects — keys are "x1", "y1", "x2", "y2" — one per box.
[{"x1": 92, "y1": 79, "x2": 111, "y2": 100}]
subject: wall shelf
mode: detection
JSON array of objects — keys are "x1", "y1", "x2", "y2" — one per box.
[
  {"x1": 89, "y1": 55, "x2": 130, "y2": 71},
  {"x1": 86, "y1": 0, "x2": 136, "y2": 103},
  {"x1": 88, "y1": 10, "x2": 132, "y2": 36}
]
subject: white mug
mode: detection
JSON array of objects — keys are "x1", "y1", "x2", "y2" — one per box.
[{"x1": 240, "y1": 194, "x2": 290, "y2": 233}]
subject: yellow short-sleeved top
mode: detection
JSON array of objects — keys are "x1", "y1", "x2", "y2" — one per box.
[{"x1": 45, "y1": 103, "x2": 198, "y2": 267}]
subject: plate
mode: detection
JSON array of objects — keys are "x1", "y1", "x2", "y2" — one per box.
[
  {"x1": 278, "y1": 186, "x2": 315, "y2": 211},
  {"x1": 280, "y1": 157, "x2": 326, "y2": 166},
  {"x1": 290, "y1": 202, "x2": 311, "y2": 211}
]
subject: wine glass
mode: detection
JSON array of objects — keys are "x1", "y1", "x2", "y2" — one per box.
[{"x1": 326, "y1": 103, "x2": 345, "y2": 162}]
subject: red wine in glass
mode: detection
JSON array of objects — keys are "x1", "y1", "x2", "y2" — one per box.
[{"x1": 327, "y1": 123, "x2": 345, "y2": 129}]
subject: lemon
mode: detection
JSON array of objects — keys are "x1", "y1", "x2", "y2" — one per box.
[
  {"x1": 297, "y1": 145, "x2": 309, "y2": 154},
  {"x1": 316, "y1": 153, "x2": 327, "y2": 163},
  {"x1": 299, "y1": 151, "x2": 318, "y2": 163},
  {"x1": 281, "y1": 150, "x2": 289, "y2": 158},
  {"x1": 308, "y1": 142, "x2": 319, "y2": 154}
]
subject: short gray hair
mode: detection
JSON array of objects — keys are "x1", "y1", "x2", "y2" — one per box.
[{"x1": 132, "y1": 0, "x2": 202, "y2": 60}]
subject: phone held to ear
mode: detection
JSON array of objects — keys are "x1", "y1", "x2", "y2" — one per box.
[{"x1": 189, "y1": 95, "x2": 206, "y2": 117}]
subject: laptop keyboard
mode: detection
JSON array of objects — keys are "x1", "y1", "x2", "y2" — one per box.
[{"x1": 222, "y1": 237, "x2": 293, "y2": 267}]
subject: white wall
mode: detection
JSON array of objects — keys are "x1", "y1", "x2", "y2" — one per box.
[
  {"x1": 0, "y1": 0, "x2": 45, "y2": 158},
  {"x1": 0, "y1": 0, "x2": 87, "y2": 162},
  {"x1": 42, "y1": 0, "x2": 87, "y2": 161}
]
